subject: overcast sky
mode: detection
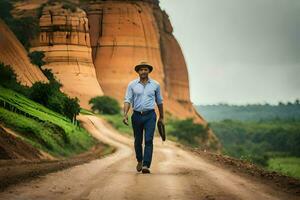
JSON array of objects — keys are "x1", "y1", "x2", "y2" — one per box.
[{"x1": 159, "y1": 0, "x2": 300, "y2": 105}]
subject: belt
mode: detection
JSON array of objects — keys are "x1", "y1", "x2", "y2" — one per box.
[{"x1": 133, "y1": 109, "x2": 155, "y2": 115}]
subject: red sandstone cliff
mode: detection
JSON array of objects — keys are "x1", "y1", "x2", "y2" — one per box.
[
  {"x1": 31, "y1": 2, "x2": 104, "y2": 109},
  {"x1": 0, "y1": 19, "x2": 48, "y2": 86},
  {"x1": 4, "y1": 0, "x2": 220, "y2": 151},
  {"x1": 87, "y1": 1, "x2": 165, "y2": 103},
  {"x1": 85, "y1": 1, "x2": 220, "y2": 150},
  {"x1": 86, "y1": 1, "x2": 203, "y2": 120}
]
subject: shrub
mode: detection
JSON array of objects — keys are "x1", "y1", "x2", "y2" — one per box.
[
  {"x1": 63, "y1": 96, "x2": 80, "y2": 121},
  {"x1": 0, "y1": 62, "x2": 30, "y2": 96},
  {"x1": 41, "y1": 68, "x2": 57, "y2": 82},
  {"x1": 0, "y1": 63, "x2": 80, "y2": 121},
  {"x1": 167, "y1": 118, "x2": 209, "y2": 146},
  {"x1": 30, "y1": 81, "x2": 80, "y2": 121},
  {"x1": 28, "y1": 51, "x2": 45, "y2": 68},
  {"x1": 29, "y1": 82, "x2": 54, "y2": 105},
  {"x1": 0, "y1": 0, "x2": 13, "y2": 20},
  {"x1": 89, "y1": 96, "x2": 121, "y2": 115},
  {"x1": 7, "y1": 17, "x2": 40, "y2": 50},
  {"x1": 62, "y1": 3, "x2": 77, "y2": 12},
  {"x1": 0, "y1": 62, "x2": 16, "y2": 82},
  {"x1": 47, "y1": 91, "x2": 66, "y2": 114}
]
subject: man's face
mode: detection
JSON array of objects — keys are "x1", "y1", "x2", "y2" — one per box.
[{"x1": 138, "y1": 67, "x2": 150, "y2": 78}]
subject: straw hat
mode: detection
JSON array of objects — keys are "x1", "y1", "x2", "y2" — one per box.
[{"x1": 134, "y1": 61, "x2": 153, "y2": 73}]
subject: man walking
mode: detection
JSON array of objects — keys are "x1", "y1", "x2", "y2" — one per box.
[{"x1": 123, "y1": 61, "x2": 164, "y2": 174}]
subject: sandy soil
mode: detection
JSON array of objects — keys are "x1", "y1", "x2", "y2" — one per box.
[{"x1": 0, "y1": 115, "x2": 299, "y2": 200}]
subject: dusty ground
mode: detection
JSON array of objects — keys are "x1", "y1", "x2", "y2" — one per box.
[
  {"x1": 0, "y1": 115, "x2": 299, "y2": 200},
  {"x1": 0, "y1": 124, "x2": 114, "y2": 190},
  {"x1": 0, "y1": 125, "x2": 46, "y2": 160}
]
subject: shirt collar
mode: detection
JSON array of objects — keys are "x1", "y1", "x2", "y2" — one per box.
[{"x1": 138, "y1": 77, "x2": 151, "y2": 84}]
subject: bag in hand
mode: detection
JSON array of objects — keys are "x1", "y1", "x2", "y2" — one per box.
[{"x1": 157, "y1": 120, "x2": 166, "y2": 141}]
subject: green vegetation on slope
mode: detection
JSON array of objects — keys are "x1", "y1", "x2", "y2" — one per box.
[
  {"x1": 210, "y1": 119, "x2": 300, "y2": 165},
  {"x1": 268, "y1": 157, "x2": 300, "y2": 179},
  {"x1": 195, "y1": 101, "x2": 300, "y2": 179},
  {"x1": 0, "y1": 62, "x2": 80, "y2": 121},
  {"x1": 210, "y1": 118, "x2": 300, "y2": 179},
  {"x1": 0, "y1": 86, "x2": 96, "y2": 157},
  {"x1": 165, "y1": 118, "x2": 209, "y2": 147},
  {"x1": 85, "y1": 112, "x2": 133, "y2": 136},
  {"x1": 89, "y1": 96, "x2": 121, "y2": 115},
  {"x1": 100, "y1": 113, "x2": 133, "y2": 135}
]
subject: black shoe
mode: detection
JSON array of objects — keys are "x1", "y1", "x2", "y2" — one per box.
[
  {"x1": 136, "y1": 161, "x2": 143, "y2": 172},
  {"x1": 142, "y1": 166, "x2": 150, "y2": 174}
]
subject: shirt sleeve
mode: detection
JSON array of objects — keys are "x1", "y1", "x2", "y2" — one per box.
[
  {"x1": 155, "y1": 83, "x2": 163, "y2": 105},
  {"x1": 124, "y1": 83, "x2": 133, "y2": 104}
]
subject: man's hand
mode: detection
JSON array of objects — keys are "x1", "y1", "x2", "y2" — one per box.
[
  {"x1": 123, "y1": 115, "x2": 129, "y2": 126},
  {"x1": 158, "y1": 116, "x2": 164, "y2": 124},
  {"x1": 123, "y1": 102, "x2": 130, "y2": 126},
  {"x1": 157, "y1": 103, "x2": 164, "y2": 124}
]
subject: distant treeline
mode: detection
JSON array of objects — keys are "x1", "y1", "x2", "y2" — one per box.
[
  {"x1": 209, "y1": 118, "x2": 300, "y2": 166},
  {"x1": 195, "y1": 101, "x2": 300, "y2": 122}
]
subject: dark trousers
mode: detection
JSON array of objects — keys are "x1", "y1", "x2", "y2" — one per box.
[{"x1": 131, "y1": 110, "x2": 157, "y2": 168}]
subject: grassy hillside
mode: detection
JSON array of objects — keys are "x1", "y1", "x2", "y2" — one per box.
[
  {"x1": 195, "y1": 101, "x2": 300, "y2": 179},
  {"x1": 210, "y1": 119, "x2": 300, "y2": 179},
  {"x1": 268, "y1": 157, "x2": 300, "y2": 179},
  {"x1": 0, "y1": 86, "x2": 96, "y2": 157}
]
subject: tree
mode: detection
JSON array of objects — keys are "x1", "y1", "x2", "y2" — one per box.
[
  {"x1": 0, "y1": 62, "x2": 80, "y2": 121},
  {"x1": 0, "y1": 62, "x2": 30, "y2": 96},
  {"x1": 29, "y1": 82, "x2": 53, "y2": 105},
  {"x1": 0, "y1": 0, "x2": 13, "y2": 20},
  {"x1": 89, "y1": 96, "x2": 121, "y2": 115},
  {"x1": 63, "y1": 97, "x2": 80, "y2": 122},
  {"x1": 168, "y1": 118, "x2": 208, "y2": 146},
  {"x1": 28, "y1": 51, "x2": 45, "y2": 68},
  {"x1": 29, "y1": 81, "x2": 80, "y2": 121},
  {"x1": 0, "y1": 62, "x2": 16, "y2": 83},
  {"x1": 42, "y1": 68, "x2": 56, "y2": 82}
]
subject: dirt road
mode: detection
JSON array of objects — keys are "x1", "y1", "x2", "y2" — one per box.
[{"x1": 0, "y1": 115, "x2": 298, "y2": 200}]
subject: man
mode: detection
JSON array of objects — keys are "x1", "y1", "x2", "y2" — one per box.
[{"x1": 123, "y1": 61, "x2": 164, "y2": 174}]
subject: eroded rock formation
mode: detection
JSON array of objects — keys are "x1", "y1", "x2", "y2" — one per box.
[
  {"x1": 31, "y1": 2, "x2": 103, "y2": 109},
  {"x1": 87, "y1": 1, "x2": 165, "y2": 101},
  {"x1": 86, "y1": 1, "x2": 220, "y2": 150},
  {"x1": 7, "y1": 0, "x2": 221, "y2": 151},
  {"x1": 0, "y1": 19, "x2": 48, "y2": 86}
]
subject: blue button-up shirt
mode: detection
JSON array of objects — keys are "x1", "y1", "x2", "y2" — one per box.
[{"x1": 124, "y1": 77, "x2": 163, "y2": 112}]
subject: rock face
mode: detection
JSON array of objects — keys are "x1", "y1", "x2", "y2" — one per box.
[
  {"x1": 0, "y1": 19, "x2": 48, "y2": 86},
  {"x1": 31, "y1": 2, "x2": 103, "y2": 109},
  {"x1": 86, "y1": 1, "x2": 221, "y2": 150},
  {"x1": 153, "y1": 7, "x2": 202, "y2": 120},
  {"x1": 9, "y1": 0, "x2": 220, "y2": 151},
  {"x1": 86, "y1": 1, "x2": 194, "y2": 117},
  {"x1": 87, "y1": 1, "x2": 165, "y2": 102}
]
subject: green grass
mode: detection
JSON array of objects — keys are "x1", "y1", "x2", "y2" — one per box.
[
  {"x1": 96, "y1": 112, "x2": 189, "y2": 144},
  {"x1": 80, "y1": 108, "x2": 132, "y2": 134},
  {"x1": 99, "y1": 113, "x2": 133, "y2": 135},
  {"x1": 80, "y1": 108, "x2": 94, "y2": 115},
  {"x1": 0, "y1": 86, "x2": 96, "y2": 157},
  {"x1": 97, "y1": 112, "x2": 171, "y2": 138},
  {"x1": 81, "y1": 108, "x2": 203, "y2": 147},
  {"x1": 267, "y1": 157, "x2": 300, "y2": 179}
]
